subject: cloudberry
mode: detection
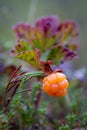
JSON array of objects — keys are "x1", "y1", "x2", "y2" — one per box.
[{"x1": 42, "y1": 72, "x2": 69, "y2": 97}]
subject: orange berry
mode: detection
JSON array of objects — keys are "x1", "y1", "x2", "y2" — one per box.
[
  {"x1": 47, "y1": 74, "x2": 57, "y2": 84},
  {"x1": 43, "y1": 81, "x2": 50, "y2": 92},
  {"x1": 58, "y1": 79, "x2": 69, "y2": 90},
  {"x1": 50, "y1": 84, "x2": 59, "y2": 93},
  {"x1": 56, "y1": 89, "x2": 67, "y2": 97},
  {"x1": 42, "y1": 72, "x2": 69, "y2": 97},
  {"x1": 55, "y1": 73, "x2": 66, "y2": 82},
  {"x1": 48, "y1": 91, "x2": 56, "y2": 96}
]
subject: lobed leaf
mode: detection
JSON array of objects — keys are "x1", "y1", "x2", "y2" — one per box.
[
  {"x1": 13, "y1": 49, "x2": 40, "y2": 68},
  {"x1": 46, "y1": 45, "x2": 77, "y2": 65},
  {"x1": 12, "y1": 16, "x2": 79, "y2": 71},
  {"x1": 57, "y1": 21, "x2": 79, "y2": 44}
]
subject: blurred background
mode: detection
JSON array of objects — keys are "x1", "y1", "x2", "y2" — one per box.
[{"x1": 0, "y1": 0, "x2": 87, "y2": 67}]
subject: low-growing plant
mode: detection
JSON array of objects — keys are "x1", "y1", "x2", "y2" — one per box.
[{"x1": 0, "y1": 15, "x2": 87, "y2": 130}]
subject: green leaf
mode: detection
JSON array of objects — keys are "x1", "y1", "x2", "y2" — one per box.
[
  {"x1": 44, "y1": 32, "x2": 60, "y2": 50},
  {"x1": 46, "y1": 45, "x2": 77, "y2": 64},
  {"x1": 20, "y1": 71, "x2": 44, "y2": 81},
  {"x1": 15, "y1": 50, "x2": 40, "y2": 68},
  {"x1": 29, "y1": 28, "x2": 60, "y2": 52},
  {"x1": 47, "y1": 45, "x2": 64, "y2": 64},
  {"x1": 31, "y1": 28, "x2": 44, "y2": 51},
  {"x1": 11, "y1": 40, "x2": 41, "y2": 68},
  {"x1": 15, "y1": 40, "x2": 32, "y2": 52},
  {"x1": 58, "y1": 21, "x2": 78, "y2": 44}
]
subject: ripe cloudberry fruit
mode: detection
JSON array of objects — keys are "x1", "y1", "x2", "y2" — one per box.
[{"x1": 42, "y1": 72, "x2": 69, "y2": 97}]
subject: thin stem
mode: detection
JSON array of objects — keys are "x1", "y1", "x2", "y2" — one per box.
[
  {"x1": 27, "y1": 0, "x2": 38, "y2": 23},
  {"x1": 17, "y1": 88, "x2": 32, "y2": 94}
]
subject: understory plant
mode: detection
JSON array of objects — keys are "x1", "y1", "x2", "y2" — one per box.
[{"x1": 1, "y1": 15, "x2": 87, "y2": 130}]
